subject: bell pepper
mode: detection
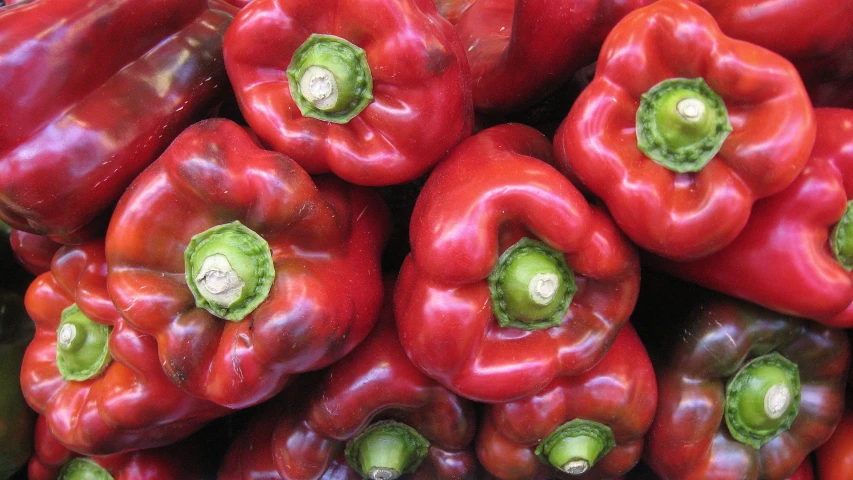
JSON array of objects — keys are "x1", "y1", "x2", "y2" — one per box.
[
  {"x1": 0, "y1": 223, "x2": 35, "y2": 295},
  {"x1": 686, "y1": 0, "x2": 853, "y2": 85},
  {"x1": 648, "y1": 108, "x2": 853, "y2": 328},
  {"x1": 442, "y1": 0, "x2": 652, "y2": 113},
  {"x1": 218, "y1": 289, "x2": 480, "y2": 480},
  {"x1": 8, "y1": 229, "x2": 61, "y2": 277},
  {"x1": 394, "y1": 123, "x2": 640, "y2": 403},
  {"x1": 20, "y1": 240, "x2": 232, "y2": 455},
  {"x1": 815, "y1": 409, "x2": 853, "y2": 480},
  {"x1": 636, "y1": 276, "x2": 849, "y2": 480},
  {"x1": 105, "y1": 118, "x2": 389, "y2": 409},
  {"x1": 0, "y1": 291, "x2": 35, "y2": 480},
  {"x1": 476, "y1": 324, "x2": 657, "y2": 480},
  {"x1": 223, "y1": 0, "x2": 474, "y2": 186},
  {"x1": 553, "y1": 0, "x2": 816, "y2": 261},
  {"x1": 27, "y1": 416, "x2": 213, "y2": 480},
  {"x1": 0, "y1": 0, "x2": 234, "y2": 241}
]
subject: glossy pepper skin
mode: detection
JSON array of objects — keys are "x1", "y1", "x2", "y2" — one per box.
[
  {"x1": 443, "y1": 0, "x2": 652, "y2": 114},
  {"x1": 106, "y1": 118, "x2": 389, "y2": 409},
  {"x1": 477, "y1": 324, "x2": 657, "y2": 480},
  {"x1": 0, "y1": 0, "x2": 233, "y2": 241},
  {"x1": 20, "y1": 240, "x2": 231, "y2": 456},
  {"x1": 223, "y1": 0, "x2": 473, "y2": 187},
  {"x1": 28, "y1": 416, "x2": 212, "y2": 480},
  {"x1": 649, "y1": 108, "x2": 853, "y2": 328},
  {"x1": 9, "y1": 229, "x2": 61, "y2": 277},
  {"x1": 0, "y1": 291, "x2": 35, "y2": 480},
  {"x1": 815, "y1": 409, "x2": 853, "y2": 480},
  {"x1": 394, "y1": 123, "x2": 640, "y2": 403},
  {"x1": 554, "y1": 0, "x2": 816, "y2": 261},
  {"x1": 637, "y1": 281, "x2": 849, "y2": 480},
  {"x1": 218, "y1": 292, "x2": 480, "y2": 480}
]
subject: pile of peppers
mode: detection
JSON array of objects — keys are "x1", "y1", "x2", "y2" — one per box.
[{"x1": 3, "y1": 0, "x2": 853, "y2": 478}]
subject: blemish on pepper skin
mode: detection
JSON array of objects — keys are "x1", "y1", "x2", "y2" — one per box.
[{"x1": 426, "y1": 48, "x2": 453, "y2": 75}]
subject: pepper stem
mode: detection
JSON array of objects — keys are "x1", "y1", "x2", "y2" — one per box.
[
  {"x1": 636, "y1": 77, "x2": 732, "y2": 172},
  {"x1": 344, "y1": 420, "x2": 430, "y2": 480},
  {"x1": 184, "y1": 221, "x2": 275, "y2": 321},
  {"x1": 831, "y1": 200, "x2": 853, "y2": 271},
  {"x1": 725, "y1": 352, "x2": 801, "y2": 449},
  {"x1": 488, "y1": 238, "x2": 576, "y2": 330},
  {"x1": 56, "y1": 304, "x2": 112, "y2": 382},
  {"x1": 535, "y1": 419, "x2": 616, "y2": 475},
  {"x1": 287, "y1": 33, "x2": 373, "y2": 123},
  {"x1": 57, "y1": 458, "x2": 114, "y2": 480}
]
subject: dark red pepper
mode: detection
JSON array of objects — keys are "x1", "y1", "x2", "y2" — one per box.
[
  {"x1": 223, "y1": 0, "x2": 473, "y2": 186},
  {"x1": 649, "y1": 108, "x2": 853, "y2": 328},
  {"x1": 395, "y1": 123, "x2": 640, "y2": 403},
  {"x1": 20, "y1": 240, "x2": 231, "y2": 455},
  {"x1": 476, "y1": 324, "x2": 657, "y2": 479},
  {"x1": 0, "y1": 0, "x2": 233, "y2": 240},
  {"x1": 218, "y1": 288, "x2": 480, "y2": 480},
  {"x1": 553, "y1": 0, "x2": 816, "y2": 260},
  {"x1": 8, "y1": 229, "x2": 61, "y2": 277},
  {"x1": 106, "y1": 118, "x2": 389, "y2": 409}
]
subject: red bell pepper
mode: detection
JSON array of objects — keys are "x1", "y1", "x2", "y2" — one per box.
[
  {"x1": 553, "y1": 0, "x2": 816, "y2": 261},
  {"x1": 442, "y1": 0, "x2": 652, "y2": 113},
  {"x1": 28, "y1": 416, "x2": 212, "y2": 480},
  {"x1": 8, "y1": 229, "x2": 61, "y2": 277},
  {"x1": 20, "y1": 240, "x2": 232, "y2": 456},
  {"x1": 637, "y1": 281, "x2": 849, "y2": 480},
  {"x1": 816, "y1": 410, "x2": 853, "y2": 480},
  {"x1": 0, "y1": 291, "x2": 35, "y2": 480},
  {"x1": 218, "y1": 291, "x2": 480, "y2": 480},
  {"x1": 223, "y1": 0, "x2": 473, "y2": 186},
  {"x1": 476, "y1": 324, "x2": 657, "y2": 480},
  {"x1": 105, "y1": 118, "x2": 389, "y2": 409},
  {"x1": 394, "y1": 123, "x2": 640, "y2": 403},
  {"x1": 649, "y1": 108, "x2": 853, "y2": 328},
  {"x1": 0, "y1": 0, "x2": 233, "y2": 241}
]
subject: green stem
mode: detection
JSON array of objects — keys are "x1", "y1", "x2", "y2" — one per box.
[
  {"x1": 831, "y1": 200, "x2": 853, "y2": 271},
  {"x1": 535, "y1": 419, "x2": 616, "y2": 475},
  {"x1": 287, "y1": 33, "x2": 373, "y2": 123},
  {"x1": 725, "y1": 352, "x2": 801, "y2": 449},
  {"x1": 636, "y1": 77, "x2": 732, "y2": 172},
  {"x1": 488, "y1": 238, "x2": 575, "y2": 330},
  {"x1": 56, "y1": 304, "x2": 111, "y2": 381},
  {"x1": 344, "y1": 420, "x2": 430, "y2": 480},
  {"x1": 184, "y1": 221, "x2": 275, "y2": 322},
  {"x1": 57, "y1": 458, "x2": 114, "y2": 480}
]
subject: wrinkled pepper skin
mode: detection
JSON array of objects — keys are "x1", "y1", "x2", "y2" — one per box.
[
  {"x1": 223, "y1": 0, "x2": 473, "y2": 186},
  {"x1": 9, "y1": 230, "x2": 61, "y2": 277},
  {"x1": 394, "y1": 123, "x2": 640, "y2": 403},
  {"x1": 28, "y1": 416, "x2": 212, "y2": 480},
  {"x1": 649, "y1": 108, "x2": 853, "y2": 328},
  {"x1": 477, "y1": 324, "x2": 657, "y2": 480},
  {"x1": 20, "y1": 240, "x2": 231, "y2": 456},
  {"x1": 687, "y1": 0, "x2": 853, "y2": 84},
  {"x1": 554, "y1": 0, "x2": 815, "y2": 261},
  {"x1": 444, "y1": 0, "x2": 652, "y2": 114},
  {"x1": 0, "y1": 0, "x2": 233, "y2": 240},
  {"x1": 639, "y1": 288, "x2": 849, "y2": 480},
  {"x1": 815, "y1": 409, "x2": 853, "y2": 480},
  {"x1": 219, "y1": 292, "x2": 480, "y2": 480},
  {"x1": 0, "y1": 291, "x2": 35, "y2": 480},
  {"x1": 106, "y1": 118, "x2": 389, "y2": 409}
]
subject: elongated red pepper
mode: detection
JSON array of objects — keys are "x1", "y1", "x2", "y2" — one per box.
[
  {"x1": 20, "y1": 240, "x2": 232, "y2": 456},
  {"x1": 442, "y1": 0, "x2": 652, "y2": 113},
  {"x1": 106, "y1": 118, "x2": 389, "y2": 409},
  {"x1": 553, "y1": 0, "x2": 815, "y2": 260},
  {"x1": 218, "y1": 292, "x2": 480, "y2": 480},
  {"x1": 28, "y1": 416, "x2": 212, "y2": 480},
  {"x1": 223, "y1": 0, "x2": 473, "y2": 186},
  {"x1": 637, "y1": 279, "x2": 849, "y2": 480},
  {"x1": 394, "y1": 123, "x2": 640, "y2": 403},
  {"x1": 0, "y1": 0, "x2": 233, "y2": 240},
  {"x1": 477, "y1": 324, "x2": 656, "y2": 479},
  {"x1": 649, "y1": 108, "x2": 853, "y2": 328}
]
